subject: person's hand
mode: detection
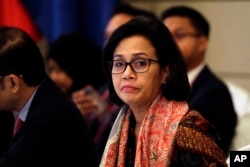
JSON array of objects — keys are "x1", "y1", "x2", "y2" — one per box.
[{"x1": 71, "y1": 85, "x2": 106, "y2": 118}]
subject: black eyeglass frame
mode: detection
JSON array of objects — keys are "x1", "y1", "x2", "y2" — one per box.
[{"x1": 108, "y1": 58, "x2": 159, "y2": 75}]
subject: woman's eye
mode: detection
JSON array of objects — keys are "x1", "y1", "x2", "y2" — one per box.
[
  {"x1": 134, "y1": 59, "x2": 147, "y2": 66},
  {"x1": 114, "y1": 61, "x2": 124, "y2": 67}
]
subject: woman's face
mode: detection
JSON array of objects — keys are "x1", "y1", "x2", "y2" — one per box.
[
  {"x1": 111, "y1": 35, "x2": 168, "y2": 108},
  {"x1": 46, "y1": 59, "x2": 73, "y2": 93}
]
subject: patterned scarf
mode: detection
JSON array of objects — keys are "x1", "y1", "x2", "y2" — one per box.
[{"x1": 100, "y1": 94, "x2": 189, "y2": 167}]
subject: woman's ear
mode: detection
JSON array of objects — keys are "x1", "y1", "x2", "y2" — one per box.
[{"x1": 7, "y1": 74, "x2": 21, "y2": 93}]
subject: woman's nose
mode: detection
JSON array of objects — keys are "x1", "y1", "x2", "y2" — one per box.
[{"x1": 122, "y1": 64, "x2": 135, "y2": 80}]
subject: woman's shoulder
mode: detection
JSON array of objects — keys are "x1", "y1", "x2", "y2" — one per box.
[
  {"x1": 178, "y1": 109, "x2": 222, "y2": 146},
  {"x1": 171, "y1": 109, "x2": 228, "y2": 166}
]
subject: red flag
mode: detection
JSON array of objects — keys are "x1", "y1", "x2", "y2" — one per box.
[{"x1": 0, "y1": 0, "x2": 42, "y2": 42}]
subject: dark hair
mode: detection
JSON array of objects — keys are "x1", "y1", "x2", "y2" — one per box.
[
  {"x1": 161, "y1": 6, "x2": 210, "y2": 38},
  {"x1": 103, "y1": 15, "x2": 190, "y2": 106},
  {"x1": 110, "y1": 2, "x2": 156, "y2": 19},
  {"x1": 0, "y1": 26, "x2": 46, "y2": 86},
  {"x1": 46, "y1": 33, "x2": 107, "y2": 95}
]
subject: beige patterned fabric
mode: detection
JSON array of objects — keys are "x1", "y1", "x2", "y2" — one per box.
[{"x1": 100, "y1": 94, "x2": 189, "y2": 167}]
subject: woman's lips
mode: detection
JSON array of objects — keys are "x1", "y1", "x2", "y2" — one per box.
[{"x1": 121, "y1": 85, "x2": 137, "y2": 92}]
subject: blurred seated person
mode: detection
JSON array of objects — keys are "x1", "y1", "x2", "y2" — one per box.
[
  {"x1": 45, "y1": 33, "x2": 119, "y2": 159},
  {"x1": 105, "y1": 2, "x2": 157, "y2": 40},
  {"x1": 0, "y1": 26, "x2": 98, "y2": 167},
  {"x1": 161, "y1": 5, "x2": 237, "y2": 154}
]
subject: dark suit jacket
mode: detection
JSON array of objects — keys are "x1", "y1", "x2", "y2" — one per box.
[
  {"x1": 0, "y1": 77, "x2": 99, "y2": 167},
  {"x1": 188, "y1": 65, "x2": 237, "y2": 154},
  {"x1": 0, "y1": 111, "x2": 14, "y2": 157}
]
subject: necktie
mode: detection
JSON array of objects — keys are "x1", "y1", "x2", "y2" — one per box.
[{"x1": 13, "y1": 117, "x2": 24, "y2": 136}]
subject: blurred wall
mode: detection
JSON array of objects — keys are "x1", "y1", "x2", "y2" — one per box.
[{"x1": 124, "y1": 0, "x2": 250, "y2": 91}]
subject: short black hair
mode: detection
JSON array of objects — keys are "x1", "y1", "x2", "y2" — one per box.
[
  {"x1": 161, "y1": 5, "x2": 210, "y2": 38},
  {"x1": 103, "y1": 15, "x2": 190, "y2": 106},
  {"x1": 110, "y1": 2, "x2": 156, "y2": 19},
  {"x1": 46, "y1": 33, "x2": 107, "y2": 95},
  {"x1": 0, "y1": 26, "x2": 46, "y2": 86}
]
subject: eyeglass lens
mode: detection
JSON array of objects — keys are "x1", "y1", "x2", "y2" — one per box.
[{"x1": 110, "y1": 59, "x2": 152, "y2": 74}]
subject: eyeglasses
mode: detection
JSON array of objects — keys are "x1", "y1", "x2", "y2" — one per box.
[
  {"x1": 172, "y1": 32, "x2": 201, "y2": 41},
  {"x1": 108, "y1": 58, "x2": 159, "y2": 74}
]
